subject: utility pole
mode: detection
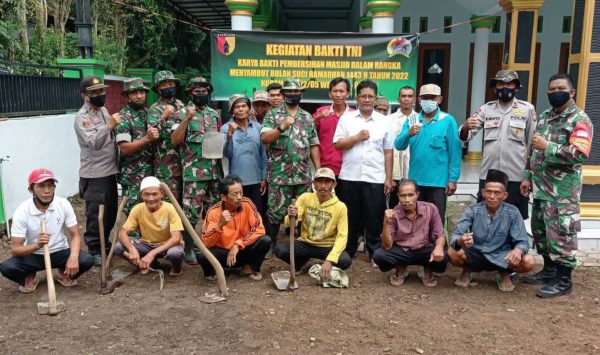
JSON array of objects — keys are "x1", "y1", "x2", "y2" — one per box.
[{"x1": 75, "y1": 0, "x2": 94, "y2": 58}]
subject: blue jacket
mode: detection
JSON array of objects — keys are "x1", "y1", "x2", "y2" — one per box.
[{"x1": 395, "y1": 110, "x2": 461, "y2": 188}]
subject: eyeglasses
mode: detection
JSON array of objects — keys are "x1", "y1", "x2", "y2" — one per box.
[{"x1": 357, "y1": 95, "x2": 376, "y2": 100}]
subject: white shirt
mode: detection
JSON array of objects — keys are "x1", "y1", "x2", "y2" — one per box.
[
  {"x1": 333, "y1": 109, "x2": 395, "y2": 184},
  {"x1": 390, "y1": 109, "x2": 417, "y2": 180},
  {"x1": 11, "y1": 197, "x2": 77, "y2": 255}
]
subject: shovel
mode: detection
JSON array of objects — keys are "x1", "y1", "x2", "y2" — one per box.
[
  {"x1": 37, "y1": 220, "x2": 66, "y2": 315},
  {"x1": 272, "y1": 200, "x2": 298, "y2": 291}
]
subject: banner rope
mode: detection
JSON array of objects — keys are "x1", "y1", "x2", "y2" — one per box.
[{"x1": 418, "y1": 14, "x2": 498, "y2": 36}]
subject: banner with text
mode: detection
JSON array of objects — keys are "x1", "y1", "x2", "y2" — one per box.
[{"x1": 211, "y1": 30, "x2": 419, "y2": 102}]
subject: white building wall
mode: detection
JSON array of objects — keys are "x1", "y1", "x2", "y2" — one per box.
[
  {"x1": 0, "y1": 114, "x2": 81, "y2": 219},
  {"x1": 392, "y1": 0, "x2": 573, "y2": 123}
]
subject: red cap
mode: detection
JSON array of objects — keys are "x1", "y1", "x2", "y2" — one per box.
[{"x1": 28, "y1": 169, "x2": 58, "y2": 185}]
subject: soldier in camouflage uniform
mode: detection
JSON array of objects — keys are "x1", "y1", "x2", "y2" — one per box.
[
  {"x1": 147, "y1": 71, "x2": 185, "y2": 202},
  {"x1": 116, "y1": 78, "x2": 158, "y2": 215},
  {"x1": 521, "y1": 73, "x2": 594, "y2": 298},
  {"x1": 260, "y1": 78, "x2": 321, "y2": 250},
  {"x1": 171, "y1": 77, "x2": 223, "y2": 261}
]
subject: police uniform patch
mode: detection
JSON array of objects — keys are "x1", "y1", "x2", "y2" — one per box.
[
  {"x1": 81, "y1": 118, "x2": 92, "y2": 128},
  {"x1": 484, "y1": 120, "x2": 500, "y2": 128}
]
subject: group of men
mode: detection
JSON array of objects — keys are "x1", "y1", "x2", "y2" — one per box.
[{"x1": 0, "y1": 69, "x2": 593, "y2": 299}]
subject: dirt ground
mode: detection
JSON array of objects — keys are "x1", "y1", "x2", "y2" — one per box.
[{"x1": 0, "y1": 198, "x2": 599, "y2": 354}]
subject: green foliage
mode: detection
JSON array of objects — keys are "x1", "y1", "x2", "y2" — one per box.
[
  {"x1": 29, "y1": 29, "x2": 78, "y2": 65},
  {"x1": 0, "y1": 19, "x2": 21, "y2": 60},
  {"x1": 94, "y1": 35, "x2": 127, "y2": 75},
  {"x1": 0, "y1": 0, "x2": 209, "y2": 77}
]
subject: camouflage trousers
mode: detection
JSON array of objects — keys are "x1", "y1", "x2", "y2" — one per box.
[
  {"x1": 162, "y1": 176, "x2": 183, "y2": 205},
  {"x1": 267, "y1": 182, "x2": 311, "y2": 224},
  {"x1": 531, "y1": 199, "x2": 580, "y2": 269},
  {"x1": 182, "y1": 180, "x2": 220, "y2": 226},
  {"x1": 121, "y1": 184, "x2": 141, "y2": 216}
]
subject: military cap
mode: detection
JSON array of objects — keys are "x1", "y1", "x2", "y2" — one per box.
[
  {"x1": 489, "y1": 70, "x2": 521, "y2": 88},
  {"x1": 228, "y1": 93, "x2": 251, "y2": 114},
  {"x1": 374, "y1": 96, "x2": 390, "y2": 109},
  {"x1": 80, "y1": 75, "x2": 109, "y2": 93},
  {"x1": 152, "y1": 70, "x2": 180, "y2": 92},
  {"x1": 121, "y1": 77, "x2": 150, "y2": 95},
  {"x1": 186, "y1": 76, "x2": 214, "y2": 93},
  {"x1": 252, "y1": 90, "x2": 270, "y2": 103},
  {"x1": 281, "y1": 78, "x2": 305, "y2": 92}
]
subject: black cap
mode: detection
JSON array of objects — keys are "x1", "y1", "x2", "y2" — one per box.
[
  {"x1": 485, "y1": 169, "x2": 509, "y2": 189},
  {"x1": 80, "y1": 75, "x2": 109, "y2": 93}
]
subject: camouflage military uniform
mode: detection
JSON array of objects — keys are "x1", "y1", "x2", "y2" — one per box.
[
  {"x1": 116, "y1": 78, "x2": 154, "y2": 214},
  {"x1": 175, "y1": 105, "x2": 223, "y2": 226},
  {"x1": 261, "y1": 105, "x2": 319, "y2": 224},
  {"x1": 148, "y1": 99, "x2": 185, "y2": 201},
  {"x1": 116, "y1": 105, "x2": 154, "y2": 213},
  {"x1": 524, "y1": 103, "x2": 593, "y2": 269}
]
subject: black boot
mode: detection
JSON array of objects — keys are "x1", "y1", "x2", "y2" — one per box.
[
  {"x1": 265, "y1": 223, "x2": 280, "y2": 259},
  {"x1": 523, "y1": 255, "x2": 556, "y2": 284},
  {"x1": 536, "y1": 265, "x2": 573, "y2": 298}
]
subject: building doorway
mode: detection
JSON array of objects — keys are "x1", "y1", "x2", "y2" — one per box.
[{"x1": 417, "y1": 43, "x2": 451, "y2": 112}]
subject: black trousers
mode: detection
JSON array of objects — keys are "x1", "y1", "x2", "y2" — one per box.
[
  {"x1": 80, "y1": 174, "x2": 118, "y2": 255},
  {"x1": 465, "y1": 248, "x2": 509, "y2": 272},
  {"x1": 275, "y1": 239, "x2": 352, "y2": 270},
  {"x1": 372, "y1": 244, "x2": 448, "y2": 273},
  {"x1": 196, "y1": 235, "x2": 271, "y2": 276},
  {"x1": 417, "y1": 186, "x2": 446, "y2": 225},
  {"x1": 477, "y1": 179, "x2": 529, "y2": 220},
  {"x1": 339, "y1": 180, "x2": 384, "y2": 258},
  {"x1": 0, "y1": 249, "x2": 94, "y2": 286},
  {"x1": 388, "y1": 180, "x2": 400, "y2": 210},
  {"x1": 243, "y1": 184, "x2": 265, "y2": 220}
]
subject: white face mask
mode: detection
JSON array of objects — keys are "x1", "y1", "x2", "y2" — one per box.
[{"x1": 420, "y1": 100, "x2": 438, "y2": 114}]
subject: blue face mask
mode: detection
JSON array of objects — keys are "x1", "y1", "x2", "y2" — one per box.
[{"x1": 420, "y1": 100, "x2": 438, "y2": 114}]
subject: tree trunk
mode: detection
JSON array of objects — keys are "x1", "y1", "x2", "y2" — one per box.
[
  {"x1": 35, "y1": 0, "x2": 48, "y2": 39},
  {"x1": 18, "y1": 0, "x2": 29, "y2": 60},
  {"x1": 132, "y1": 51, "x2": 153, "y2": 67},
  {"x1": 55, "y1": 0, "x2": 72, "y2": 58}
]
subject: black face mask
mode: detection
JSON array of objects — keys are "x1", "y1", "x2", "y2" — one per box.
[
  {"x1": 548, "y1": 91, "x2": 571, "y2": 108},
  {"x1": 89, "y1": 94, "x2": 106, "y2": 107},
  {"x1": 159, "y1": 87, "x2": 177, "y2": 99},
  {"x1": 284, "y1": 94, "x2": 302, "y2": 106},
  {"x1": 128, "y1": 101, "x2": 146, "y2": 111},
  {"x1": 33, "y1": 193, "x2": 54, "y2": 207},
  {"x1": 497, "y1": 88, "x2": 516, "y2": 102},
  {"x1": 191, "y1": 93, "x2": 210, "y2": 107}
]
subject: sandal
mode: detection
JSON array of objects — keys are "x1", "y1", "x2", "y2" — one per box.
[
  {"x1": 422, "y1": 274, "x2": 438, "y2": 287},
  {"x1": 248, "y1": 272, "x2": 263, "y2": 281},
  {"x1": 55, "y1": 274, "x2": 78, "y2": 287},
  {"x1": 17, "y1": 278, "x2": 39, "y2": 294},
  {"x1": 495, "y1": 274, "x2": 515, "y2": 292},
  {"x1": 454, "y1": 273, "x2": 472, "y2": 288},
  {"x1": 169, "y1": 268, "x2": 183, "y2": 277},
  {"x1": 390, "y1": 273, "x2": 405, "y2": 286}
]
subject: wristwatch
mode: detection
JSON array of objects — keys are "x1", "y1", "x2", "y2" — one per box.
[{"x1": 277, "y1": 124, "x2": 286, "y2": 132}]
